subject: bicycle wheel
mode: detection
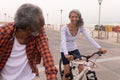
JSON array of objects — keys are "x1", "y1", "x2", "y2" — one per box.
[
  {"x1": 86, "y1": 70, "x2": 98, "y2": 80},
  {"x1": 59, "y1": 58, "x2": 64, "y2": 80},
  {"x1": 59, "y1": 58, "x2": 74, "y2": 80}
]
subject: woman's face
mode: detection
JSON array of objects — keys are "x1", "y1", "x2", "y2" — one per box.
[{"x1": 69, "y1": 12, "x2": 79, "y2": 25}]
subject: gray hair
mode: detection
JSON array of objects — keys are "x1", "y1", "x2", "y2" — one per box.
[
  {"x1": 14, "y1": 3, "x2": 44, "y2": 30},
  {"x1": 69, "y1": 9, "x2": 84, "y2": 27}
]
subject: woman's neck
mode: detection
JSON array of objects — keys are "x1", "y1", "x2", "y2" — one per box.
[{"x1": 68, "y1": 23, "x2": 77, "y2": 28}]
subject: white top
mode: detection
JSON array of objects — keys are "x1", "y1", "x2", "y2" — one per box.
[
  {"x1": 0, "y1": 37, "x2": 35, "y2": 80},
  {"x1": 60, "y1": 25, "x2": 101, "y2": 55}
]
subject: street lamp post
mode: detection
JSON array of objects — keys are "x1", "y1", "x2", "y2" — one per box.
[
  {"x1": 4, "y1": 13, "x2": 7, "y2": 23},
  {"x1": 8, "y1": 16, "x2": 10, "y2": 22},
  {"x1": 11, "y1": 17, "x2": 13, "y2": 22},
  {"x1": 46, "y1": 13, "x2": 48, "y2": 27},
  {"x1": 60, "y1": 9, "x2": 63, "y2": 26},
  {"x1": 98, "y1": 0, "x2": 103, "y2": 39},
  {"x1": 10, "y1": 17, "x2": 13, "y2": 22}
]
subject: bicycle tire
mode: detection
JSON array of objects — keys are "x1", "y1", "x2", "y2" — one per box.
[
  {"x1": 59, "y1": 58, "x2": 64, "y2": 80},
  {"x1": 86, "y1": 70, "x2": 98, "y2": 80},
  {"x1": 59, "y1": 58, "x2": 74, "y2": 80}
]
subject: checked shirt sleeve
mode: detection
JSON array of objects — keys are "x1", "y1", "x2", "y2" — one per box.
[{"x1": 36, "y1": 28, "x2": 58, "y2": 80}]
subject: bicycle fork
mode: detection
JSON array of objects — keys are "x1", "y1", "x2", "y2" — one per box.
[{"x1": 75, "y1": 67, "x2": 88, "y2": 80}]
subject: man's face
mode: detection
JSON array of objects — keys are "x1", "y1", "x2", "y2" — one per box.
[
  {"x1": 30, "y1": 16, "x2": 45, "y2": 36},
  {"x1": 31, "y1": 24, "x2": 41, "y2": 36}
]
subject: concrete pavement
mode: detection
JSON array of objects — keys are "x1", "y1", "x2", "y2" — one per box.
[{"x1": 38, "y1": 28, "x2": 120, "y2": 80}]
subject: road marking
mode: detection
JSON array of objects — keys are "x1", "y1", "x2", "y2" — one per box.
[{"x1": 96, "y1": 56, "x2": 120, "y2": 63}]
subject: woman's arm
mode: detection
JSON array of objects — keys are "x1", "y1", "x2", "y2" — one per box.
[
  {"x1": 80, "y1": 27, "x2": 101, "y2": 49},
  {"x1": 81, "y1": 27, "x2": 107, "y2": 54},
  {"x1": 61, "y1": 26, "x2": 69, "y2": 55}
]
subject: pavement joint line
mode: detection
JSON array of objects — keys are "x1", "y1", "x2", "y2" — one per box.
[{"x1": 96, "y1": 56, "x2": 120, "y2": 63}]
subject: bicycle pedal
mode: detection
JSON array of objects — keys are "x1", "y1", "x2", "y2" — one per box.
[
  {"x1": 61, "y1": 71, "x2": 64, "y2": 76},
  {"x1": 65, "y1": 73, "x2": 73, "y2": 80},
  {"x1": 65, "y1": 73, "x2": 70, "y2": 78}
]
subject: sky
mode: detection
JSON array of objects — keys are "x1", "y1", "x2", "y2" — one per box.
[{"x1": 0, "y1": 0, "x2": 120, "y2": 25}]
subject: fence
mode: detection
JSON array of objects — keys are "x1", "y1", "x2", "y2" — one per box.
[
  {"x1": 117, "y1": 29, "x2": 120, "y2": 43},
  {"x1": 45, "y1": 24, "x2": 120, "y2": 44}
]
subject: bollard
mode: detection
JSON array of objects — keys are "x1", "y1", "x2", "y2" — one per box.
[{"x1": 117, "y1": 29, "x2": 120, "y2": 43}]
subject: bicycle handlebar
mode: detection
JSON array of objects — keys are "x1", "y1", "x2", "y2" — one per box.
[
  {"x1": 73, "y1": 51, "x2": 103, "y2": 61},
  {"x1": 82, "y1": 51, "x2": 103, "y2": 59}
]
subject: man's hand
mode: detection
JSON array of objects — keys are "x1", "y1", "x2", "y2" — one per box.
[{"x1": 65, "y1": 55, "x2": 74, "y2": 61}]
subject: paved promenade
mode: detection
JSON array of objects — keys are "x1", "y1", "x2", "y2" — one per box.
[{"x1": 38, "y1": 28, "x2": 120, "y2": 80}]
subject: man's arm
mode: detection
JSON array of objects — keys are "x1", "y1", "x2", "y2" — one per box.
[{"x1": 36, "y1": 28, "x2": 58, "y2": 80}]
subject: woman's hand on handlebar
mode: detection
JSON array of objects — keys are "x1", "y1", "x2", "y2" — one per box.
[
  {"x1": 65, "y1": 54, "x2": 74, "y2": 61},
  {"x1": 99, "y1": 48, "x2": 107, "y2": 54}
]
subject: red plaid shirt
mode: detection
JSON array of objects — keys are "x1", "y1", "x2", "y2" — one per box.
[{"x1": 0, "y1": 23, "x2": 57, "y2": 80}]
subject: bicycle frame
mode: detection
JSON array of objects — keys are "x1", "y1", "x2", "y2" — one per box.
[
  {"x1": 59, "y1": 51, "x2": 103, "y2": 80},
  {"x1": 70, "y1": 60, "x2": 94, "y2": 80}
]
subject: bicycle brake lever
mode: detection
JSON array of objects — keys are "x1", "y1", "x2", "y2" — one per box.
[{"x1": 97, "y1": 51, "x2": 103, "y2": 56}]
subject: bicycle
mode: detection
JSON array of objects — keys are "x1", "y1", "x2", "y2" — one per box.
[{"x1": 59, "y1": 51, "x2": 103, "y2": 80}]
